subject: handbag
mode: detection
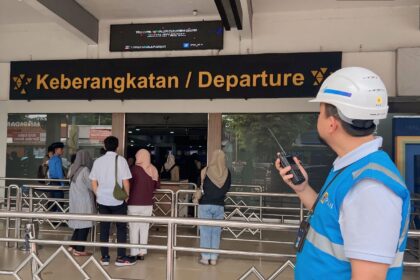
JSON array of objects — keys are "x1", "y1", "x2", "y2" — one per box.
[
  {"x1": 113, "y1": 155, "x2": 128, "y2": 201},
  {"x1": 192, "y1": 167, "x2": 207, "y2": 204}
]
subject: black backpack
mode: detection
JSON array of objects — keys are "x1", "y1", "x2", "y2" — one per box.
[
  {"x1": 160, "y1": 165, "x2": 176, "y2": 180},
  {"x1": 37, "y1": 164, "x2": 48, "y2": 183}
]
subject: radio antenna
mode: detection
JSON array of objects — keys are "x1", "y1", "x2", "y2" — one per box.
[{"x1": 267, "y1": 128, "x2": 286, "y2": 155}]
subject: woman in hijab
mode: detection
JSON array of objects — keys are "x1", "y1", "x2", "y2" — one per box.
[
  {"x1": 160, "y1": 153, "x2": 180, "y2": 181},
  {"x1": 67, "y1": 150, "x2": 95, "y2": 256},
  {"x1": 198, "y1": 150, "x2": 231, "y2": 266},
  {"x1": 128, "y1": 149, "x2": 160, "y2": 260}
]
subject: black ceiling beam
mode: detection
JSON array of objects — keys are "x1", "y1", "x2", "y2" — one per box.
[
  {"x1": 214, "y1": 0, "x2": 231, "y2": 31},
  {"x1": 230, "y1": 0, "x2": 243, "y2": 30}
]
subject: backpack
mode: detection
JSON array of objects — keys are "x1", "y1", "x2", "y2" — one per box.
[
  {"x1": 160, "y1": 165, "x2": 176, "y2": 180},
  {"x1": 37, "y1": 164, "x2": 48, "y2": 183}
]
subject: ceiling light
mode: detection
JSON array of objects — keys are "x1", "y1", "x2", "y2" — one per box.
[
  {"x1": 193, "y1": 9, "x2": 198, "y2": 16},
  {"x1": 170, "y1": 131, "x2": 174, "y2": 134},
  {"x1": 135, "y1": 128, "x2": 140, "y2": 131},
  {"x1": 128, "y1": 131, "x2": 132, "y2": 134}
]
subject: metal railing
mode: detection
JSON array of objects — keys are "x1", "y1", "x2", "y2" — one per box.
[
  {"x1": 0, "y1": 211, "x2": 299, "y2": 280},
  {"x1": 1, "y1": 178, "x2": 420, "y2": 279},
  {"x1": 0, "y1": 211, "x2": 419, "y2": 280}
]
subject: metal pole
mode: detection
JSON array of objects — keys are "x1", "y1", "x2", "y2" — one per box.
[
  {"x1": 259, "y1": 187, "x2": 263, "y2": 241},
  {"x1": 166, "y1": 222, "x2": 174, "y2": 280},
  {"x1": 5, "y1": 185, "x2": 11, "y2": 247},
  {"x1": 173, "y1": 191, "x2": 178, "y2": 259},
  {"x1": 15, "y1": 187, "x2": 22, "y2": 248}
]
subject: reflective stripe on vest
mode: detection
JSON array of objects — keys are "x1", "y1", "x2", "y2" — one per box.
[
  {"x1": 307, "y1": 226, "x2": 405, "y2": 267},
  {"x1": 351, "y1": 163, "x2": 405, "y2": 188},
  {"x1": 306, "y1": 226, "x2": 349, "y2": 262}
]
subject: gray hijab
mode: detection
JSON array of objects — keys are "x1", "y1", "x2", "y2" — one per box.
[{"x1": 69, "y1": 150, "x2": 93, "y2": 183}]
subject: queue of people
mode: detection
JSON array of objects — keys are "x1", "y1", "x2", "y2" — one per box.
[{"x1": 58, "y1": 135, "x2": 231, "y2": 267}]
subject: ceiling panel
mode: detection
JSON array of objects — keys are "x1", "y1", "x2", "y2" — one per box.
[
  {"x1": 252, "y1": 0, "x2": 419, "y2": 13},
  {"x1": 0, "y1": 0, "x2": 50, "y2": 25},
  {"x1": 75, "y1": 0, "x2": 219, "y2": 20}
]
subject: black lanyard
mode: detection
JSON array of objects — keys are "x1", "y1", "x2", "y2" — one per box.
[
  {"x1": 308, "y1": 167, "x2": 347, "y2": 216},
  {"x1": 295, "y1": 166, "x2": 348, "y2": 252}
]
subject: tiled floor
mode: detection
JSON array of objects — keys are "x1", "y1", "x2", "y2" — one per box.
[{"x1": 0, "y1": 225, "x2": 419, "y2": 279}]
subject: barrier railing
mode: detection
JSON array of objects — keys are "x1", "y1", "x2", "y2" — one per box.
[
  {"x1": 1, "y1": 178, "x2": 419, "y2": 276},
  {"x1": 175, "y1": 189, "x2": 303, "y2": 246},
  {"x1": 0, "y1": 211, "x2": 419, "y2": 280}
]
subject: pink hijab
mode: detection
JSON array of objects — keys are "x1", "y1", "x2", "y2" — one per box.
[{"x1": 135, "y1": 149, "x2": 159, "y2": 181}]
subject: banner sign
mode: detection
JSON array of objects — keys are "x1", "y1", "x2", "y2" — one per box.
[{"x1": 10, "y1": 52, "x2": 341, "y2": 100}]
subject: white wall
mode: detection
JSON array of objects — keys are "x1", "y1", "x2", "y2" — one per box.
[
  {"x1": 252, "y1": 6, "x2": 420, "y2": 53},
  {"x1": 0, "y1": 63, "x2": 9, "y2": 101},
  {"x1": 0, "y1": 23, "x2": 89, "y2": 62}
]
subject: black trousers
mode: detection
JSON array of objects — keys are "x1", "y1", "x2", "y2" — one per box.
[
  {"x1": 71, "y1": 228, "x2": 90, "y2": 252},
  {"x1": 98, "y1": 202, "x2": 127, "y2": 258},
  {"x1": 48, "y1": 182, "x2": 64, "y2": 212}
]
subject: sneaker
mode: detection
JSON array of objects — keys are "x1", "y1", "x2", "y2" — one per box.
[
  {"x1": 100, "y1": 256, "x2": 110, "y2": 266},
  {"x1": 199, "y1": 259, "x2": 209, "y2": 265},
  {"x1": 210, "y1": 259, "x2": 217, "y2": 265},
  {"x1": 115, "y1": 256, "x2": 136, "y2": 267},
  {"x1": 73, "y1": 250, "x2": 92, "y2": 257}
]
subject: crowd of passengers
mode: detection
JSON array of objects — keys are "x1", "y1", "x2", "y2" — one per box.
[{"x1": 30, "y1": 136, "x2": 231, "y2": 267}]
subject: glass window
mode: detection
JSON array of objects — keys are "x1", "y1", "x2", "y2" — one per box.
[
  {"x1": 6, "y1": 113, "x2": 111, "y2": 179},
  {"x1": 222, "y1": 113, "x2": 335, "y2": 194}
]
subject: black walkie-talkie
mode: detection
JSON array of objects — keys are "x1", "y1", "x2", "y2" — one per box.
[{"x1": 268, "y1": 128, "x2": 306, "y2": 185}]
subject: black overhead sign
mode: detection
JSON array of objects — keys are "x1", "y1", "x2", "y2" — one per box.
[
  {"x1": 110, "y1": 21, "x2": 224, "y2": 51},
  {"x1": 10, "y1": 52, "x2": 342, "y2": 100}
]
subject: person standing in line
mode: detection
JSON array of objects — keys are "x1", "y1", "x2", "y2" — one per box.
[
  {"x1": 128, "y1": 149, "x2": 160, "y2": 260},
  {"x1": 160, "y1": 153, "x2": 180, "y2": 181},
  {"x1": 198, "y1": 150, "x2": 231, "y2": 266},
  {"x1": 89, "y1": 136, "x2": 136, "y2": 267},
  {"x1": 38, "y1": 145, "x2": 54, "y2": 184},
  {"x1": 275, "y1": 67, "x2": 410, "y2": 280},
  {"x1": 67, "y1": 150, "x2": 95, "y2": 256},
  {"x1": 48, "y1": 142, "x2": 65, "y2": 212}
]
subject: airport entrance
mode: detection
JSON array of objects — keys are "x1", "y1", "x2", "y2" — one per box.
[{"x1": 125, "y1": 113, "x2": 208, "y2": 183}]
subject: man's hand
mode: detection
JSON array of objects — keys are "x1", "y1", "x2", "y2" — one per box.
[
  {"x1": 275, "y1": 156, "x2": 317, "y2": 209},
  {"x1": 275, "y1": 156, "x2": 309, "y2": 193}
]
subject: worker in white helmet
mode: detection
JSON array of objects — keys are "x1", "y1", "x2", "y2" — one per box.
[{"x1": 276, "y1": 67, "x2": 410, "y2": 280}]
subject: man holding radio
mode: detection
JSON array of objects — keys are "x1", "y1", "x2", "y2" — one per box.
[{"x1": 276, "y1": 67, "x2": 410, "y2": 280}]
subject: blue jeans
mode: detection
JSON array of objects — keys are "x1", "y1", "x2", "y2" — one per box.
[{"x1": 198, "y1": 204, "x2": 224, "y2": 260}]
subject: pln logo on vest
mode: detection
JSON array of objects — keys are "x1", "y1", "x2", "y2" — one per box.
[{"x1": 320, "y1": 192, "x2": 334, "y2": 209}]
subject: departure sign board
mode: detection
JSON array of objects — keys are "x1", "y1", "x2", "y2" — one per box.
[{"x1": 110, "y1": 21, "x2": 223, "y2": 52}]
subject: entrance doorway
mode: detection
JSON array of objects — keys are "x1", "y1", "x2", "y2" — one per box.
[{"x1": 125, "y1": 113, "x2": 207, "y2": 183}]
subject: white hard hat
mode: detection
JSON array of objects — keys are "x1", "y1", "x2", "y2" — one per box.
[{"x1": 309, "y1": 67, "x2": 388, "y2": 122}]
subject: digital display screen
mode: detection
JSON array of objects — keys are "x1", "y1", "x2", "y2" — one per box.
[{"x1": 110, "y1": 21, "x2": 223, "y2": 52}]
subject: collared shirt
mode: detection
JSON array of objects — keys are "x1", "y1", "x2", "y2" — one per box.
[
  {"x1": 89, "y1": 151, "x2": 132, "y2": 206},
  {"x1": 333, "y1": 137, "x2": 403, "y2": 264},
  {"x1": 48, "y1": 155, "x2": 64, "y2": 186}
]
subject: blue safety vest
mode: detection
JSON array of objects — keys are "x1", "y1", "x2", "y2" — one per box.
[{"x1": 295, "y1": 150, "x2": 410, "y2": 280}]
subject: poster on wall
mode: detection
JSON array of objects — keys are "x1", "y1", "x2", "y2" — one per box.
[{"x1": 10, "y1": 52, "x2": 342, "y2": 100}]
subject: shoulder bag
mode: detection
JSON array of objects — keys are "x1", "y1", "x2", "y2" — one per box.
[{"x1": 113, "y1": 155, "x2": 128, "y2": 201}]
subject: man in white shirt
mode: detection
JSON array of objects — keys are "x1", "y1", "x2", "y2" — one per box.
[{"x1": 90, "y1": 136, "x2": 136, "y2": 267}]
